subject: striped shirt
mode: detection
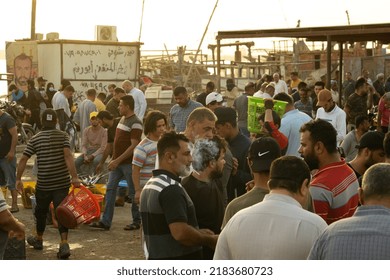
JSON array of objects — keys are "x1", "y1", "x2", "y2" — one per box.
[
  {"x1": 0, "y1": 191, "x2": 8, "y2": 212},
  {"x1": 23, "y1": 129, "x2": 71, "y2": 191},
  {"x1": 132, "y1": 137, "x2": 157, "y2": 187},
  {"x1": 113, "y1": 114, "x2": 143, "y2": 164},
  {"x1": 140, "y1": 170, "x2": 202, "y2": 259},
  {"x1": 310, "y1": 160, "x2": 359, "y2": 224}
]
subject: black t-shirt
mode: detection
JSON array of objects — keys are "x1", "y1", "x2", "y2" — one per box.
[
  {"x1": 181, "y1": 174, "x2": 224, "y2": 234},
  {"x1": 0, "y1": 112, "x2": 16, "y2": 158},
  {"x1": 107, "y1": 118, "x2": 120, "y2": 143},
  {"x1": 196, "y1": 92, "x2": 208, "y2": 106}
]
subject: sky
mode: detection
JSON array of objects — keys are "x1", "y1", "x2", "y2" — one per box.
[
  {"x1": 0, "y1": 0, "x2": 389, "y2": 92},
  {"x1": 1, "y1": 0, "x2": 390, "y2": 54}
]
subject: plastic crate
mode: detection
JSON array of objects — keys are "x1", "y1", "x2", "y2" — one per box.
[
  {"x1": 247, "y1": 96, "x2": 288, "y2": 133},
  {"x1": 1, "y1": 186, "x2": 6, "y2": 198},
  {"x1": 21, "y1": 182, "x2": 36, "y2": 209}
]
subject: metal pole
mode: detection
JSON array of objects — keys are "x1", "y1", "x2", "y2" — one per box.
[
  {"x1": 31, "y1": 0, "x2": 37, "y2": 40},
  {"x1": 339, "y1": 42, "x2": 343, "y2": 107},
  {"x1": 217, "y1": 38, "x2": 221, "y2": 92},
  {"x1": 326, "y1": 35, "x2": 332, "y2": 89}
]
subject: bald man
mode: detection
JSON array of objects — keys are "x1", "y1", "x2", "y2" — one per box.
[
  {"x1": 273, "y1": 73, "x2": 288, "y2": 94},
  {"x1": 122, "y1": 80, "x2": 147, "y2": 120},
  {"x1": 316, "y1": 89, "x2": 346, "y2": 145}
]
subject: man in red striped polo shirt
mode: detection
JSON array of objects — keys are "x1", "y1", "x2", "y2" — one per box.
[{"x1": 299, "y1": 119, "x2": 359, "y2": 224}]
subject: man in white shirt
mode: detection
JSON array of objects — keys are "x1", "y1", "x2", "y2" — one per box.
[
  {"x1": 214, "y1": 156, "x2": 327, "y2": 260},
  {"x1": 316, "y1": 89, "x2": 346, "y2": 145},
  {"x1": 52, "y1": 85, "x2": 74, "y2": 131},
  {"x1": 122, "y1": 80, "x2": 147, "y2": 120},
  {"x1": 273, "y1": 73, "x2": 288, "y2": 94}
]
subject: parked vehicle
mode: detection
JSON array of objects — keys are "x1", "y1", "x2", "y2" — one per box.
[{"x1": 0, "y1": 100, "x2": 35, "y2": 145}]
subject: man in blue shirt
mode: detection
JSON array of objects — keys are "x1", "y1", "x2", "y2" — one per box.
[
  {"x1": 169, "y1": 86, "x2": 202, "y2": 133},
  {"x1": 274, "y1": 92, "x2": 311, "y2": 157}
]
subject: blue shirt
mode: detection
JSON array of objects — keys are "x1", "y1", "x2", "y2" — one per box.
[
  {"x1": 308, "y1": 205, "x2": 390, "y2": 260},
  {"x1": 169, "y1": 99, "x2": 202, "y2": 132},
  {"x1": 279, "y1": 109, "x2": 311, "y2": 157}
]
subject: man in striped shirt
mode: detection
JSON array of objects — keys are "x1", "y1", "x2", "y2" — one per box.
[
  {"x1": 16, "y1": 109, "x2": 80, "y2": 259},
  {"x1": 299, "y1": 119, "x2": 359, "y2": 224},
  {"x1": 140, "y1": 131, "x2": 217, "y2": 259},
  {"x1": 126, "y1": 110, "x2": 167, "y2": 231},
  {"x1": 90, "y1": 95, "x2": 143, "y2": 230}
]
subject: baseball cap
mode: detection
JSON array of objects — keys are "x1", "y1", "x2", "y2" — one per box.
[
  {"x1": 316, "y1": 89, "x2": 333, "y2": 107},
  {"x1": 206, "y1": 92, "x2": 223, "y2": 105},
  {"x1": 248, "y1": 137, "x2": 281, "y2": 172},
  {"x1": 214, "y1": 107, "x2": 237, "y2": 125},
  {"x1": 37, "y1": 76, "x2": 47, "y2": 82},
  {"x1": 41, "y1": 109, "x2": 57, "y2": 128},
  {"x1": 355, "y1": 131, "x2": 385, "y2": 150},
  {"x1": 266, "y1": 82, "x2": 276, "y2": 89},
  {"x1": 245, "y1": 82, "x2": 256, "y2": 91},
  {"x1": 90, "y1": 111, "x2": 98, "y2": 119}
]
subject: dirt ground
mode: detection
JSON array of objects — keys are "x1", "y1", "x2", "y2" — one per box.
[{"x1": 3, "y1": 147, "x2": 145, "y2": 260}]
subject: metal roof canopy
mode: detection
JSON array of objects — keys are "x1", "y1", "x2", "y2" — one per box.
[{"x1": 215, "y1": 23, "x2": 390, "y2": 96}]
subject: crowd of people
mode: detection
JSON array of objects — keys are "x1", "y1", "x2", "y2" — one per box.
[{"x1": 1, "y1": 69, "x2": 390, "y2": 260}]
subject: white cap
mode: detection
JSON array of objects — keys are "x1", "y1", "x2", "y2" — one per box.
[{"x1": 206, "y1": 92, "x2": 223, "y2": 105}]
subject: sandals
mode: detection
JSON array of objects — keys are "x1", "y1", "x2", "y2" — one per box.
[
  {"x1": 10, "y1": 207, "x2": 19, "y2": 213},
  {"x1": 123, "y1": 223, "x2": 140, "y2": 231},
  {"x1": 89, "y1": 221, "x2": 110, "y2": 230}
]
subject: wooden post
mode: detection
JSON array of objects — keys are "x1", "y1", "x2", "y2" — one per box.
[
  {"x1": 326, "y1": 35, "x2": 332, "y2": 89},
  {"x1": 338, "y1": 42, "x2": 343, "y2": 107},
  {"x1": 31, "y1": 0, "x2": 36, "y2": 40}
]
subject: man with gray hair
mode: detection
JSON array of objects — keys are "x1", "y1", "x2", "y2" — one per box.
[
  {"x1": 309, "y1": 163, "x2": 390, "y2": 259},
  {"x1": 122, "y1": 80, "x2": 147, "y2": 120},
  {"x1": 182, "y1": 135, "x2": 226, "y2": 259},
  {"x1": 273, "y1": 73, "x2": 288, "y2": 94},
  {"x1": 373, "y1": 73, "x2": 385, "y2": 97}
]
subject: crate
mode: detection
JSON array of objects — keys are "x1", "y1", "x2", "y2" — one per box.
[
  {"x1": 145, "y1": 86, "x2": 161, "y2": 99},
  {"x1": 159, "y1": 90, "x2": 173, "y2": 99},
  {"x1": 21, "y1": 182, "x2": 36, "y2": 209},
  {"x1": 156, "y1": 98, "x2": 172, "y2": 104},
  {"x1": 1, "y1": 186, "x2": 6, "y2": 198},
  {"x1": 247, "y1": 96, "x2": 288, "y2": 133}
]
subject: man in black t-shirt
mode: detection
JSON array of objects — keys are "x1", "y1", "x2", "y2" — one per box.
[
  {"x1": 95, "y1": 110, "x2": 120, "y2": 174},
  {"x1": 182, "y1": 136, "x2": 226, "y2": 259}
]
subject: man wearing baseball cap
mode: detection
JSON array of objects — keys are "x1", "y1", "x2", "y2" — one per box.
[
  {"x1": 205, "y1": 92, "x2": 224, "y2": 112},
  {"x1": 348, "y1": 131, "x2": 385, "y2": 181},
  {"x1": 74, "y1": 111, "x2": 107, "y2": 175},
  {"x1": 16, "y1": 109, "x2": 80, "y2": 259},
  {"x1": 221, "y1": 136, "x2": 281, "y2": 227},
  {"x1": 215, "y1": 156, "x2": 327, "y2": 259}
]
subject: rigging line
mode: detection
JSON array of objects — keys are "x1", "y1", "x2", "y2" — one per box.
[
  {"x1": 138, "y1": 0, "x2": 145, "y2": 42},
  {"x1": 278, "y1": 0, "x2": 289, "y2": 27},
  {"x1": 183, "y1": 0, "x2": 219, "y2": 87}
]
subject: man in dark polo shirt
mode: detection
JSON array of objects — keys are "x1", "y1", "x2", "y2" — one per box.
[
  {"x1": 140, "y1": 131, "x2": 218, "y2": 259},
  {"x1": 91, "y1": 95, "x2": 143, "y2": 230}
]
